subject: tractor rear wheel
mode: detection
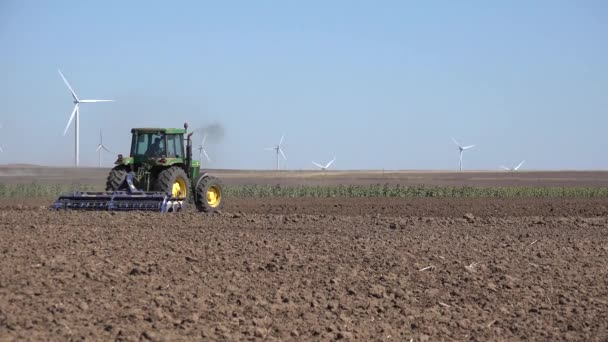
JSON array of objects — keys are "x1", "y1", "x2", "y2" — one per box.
[
  {"x1": 154, "y1": 166, "x2": 191, "y2": 198},
  {"x1": 195, "y1": 175, "x2": 224, "y2": 212},
  {"x1": 105, "y1": 166, "x2": 129, "y2": 191}
]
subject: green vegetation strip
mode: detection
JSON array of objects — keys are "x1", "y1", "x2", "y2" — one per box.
[
  {"x1": 0, "y1": 183, "x2": 96, "y2": 198},
  {"x1": 223, "y1": 184, "x2": 608, "y2": 198},
  {"x1": 1, "y1": 183, "x2": 607, "y2": 199}
]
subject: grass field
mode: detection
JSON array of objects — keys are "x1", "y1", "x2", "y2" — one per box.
[
  {"x1": 2, "y1": 180, "x2": 608, "y2": 199},
  {"x1": 1, "y1": 165, "x2": 608, "y2": 199}
]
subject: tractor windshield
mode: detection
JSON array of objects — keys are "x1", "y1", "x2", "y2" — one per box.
[
  {"x1": 131, "y1": 133, "x2": 166, "y2": 157},
  {"x1": 166, "y1": 134, "x2": 185, "y2": 158}
]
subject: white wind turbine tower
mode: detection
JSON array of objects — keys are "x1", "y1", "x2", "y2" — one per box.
[
  {"x1": 197, "y1": 134, "x2": 211, "y2": 163},
  {"x1": 452, "y1": 138, "x2": 476, "y2": 171},
  {"x1": 312, "y1": 157, "x2": 336, "y2": 170},
  {"x1": 501, "y1": 160, "x2": 525, "y2": 171},
  {"x1": 265, "y1": 135, "x2": 287, "y2": 170},
  {"x1": 95, "y1": 130, "x2": 113, "y2": 168},
  {"x1": 59, "y1": 69, "x2": 114, "y2": 168},
  {"x1": 0, "y1": 123, "x2": 4, "y2": 153}
]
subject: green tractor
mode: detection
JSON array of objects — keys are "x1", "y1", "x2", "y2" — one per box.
[{"x1": 53, "y1": 123, "x2": 224, "y2": 212}]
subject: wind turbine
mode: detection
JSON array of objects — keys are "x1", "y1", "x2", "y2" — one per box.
[
  {"x1": 59, "y1": 69, "x2": 114, "y2": 168},
  {"x1": 265, "y1": 135, "x2": 287, "y2": 170},
  {"x1": 312, "y1": 157, "x2": 336, "y2": 170},
  {"x1": 95, "y1": 130, "x2": 113, "y2": 168},
  {"x1": 0, "y1": 123, "x2": 3, "y2": 153},
  {"x1": 197, "y1": 134, "x2": 211, "y2": 163},
  {"x1": 452, "y1": 138, "x2": 475, "y2": 171},
  {"x1": 501, "y1": 160, "x2": 525, "y2": 171}
]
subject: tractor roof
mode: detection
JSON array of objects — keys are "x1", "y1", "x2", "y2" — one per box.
[{"x1": 131, "y1": 128, "x2": 186, "y2": 134}]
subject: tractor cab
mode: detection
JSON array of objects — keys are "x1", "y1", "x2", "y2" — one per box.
[
  {"x1": 115, "y1": 127, "x2": 200, "y2": 178},
  {"x1": 130, "y1": 128, "x2": 185, "y2": 160}
]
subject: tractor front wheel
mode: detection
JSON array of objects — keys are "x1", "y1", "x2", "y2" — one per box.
[
  {"x1": 154, "y1": 167, "x2": 191, "y2": 198},
  {"x1": 195, "y1": 175, "x2": 224, "y2": 212},
  {"x1": 105, "y1": 166, "x2": 129, "y2": 191}
]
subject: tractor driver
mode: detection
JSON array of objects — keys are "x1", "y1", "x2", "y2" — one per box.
[{"x1": 146, "y1": 136, "x2": 165, "y2": 157}]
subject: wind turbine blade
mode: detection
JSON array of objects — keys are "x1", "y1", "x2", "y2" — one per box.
[
  {"x1": 96, "y1": 145, "x2": 102, "y2": 152},
  {"x1": 325, "y1": 159, "x2": 335, "y2": 168},
  {"x1": 63, "y1": 105, "x2": 78, "y2": 136},
  {"x1": 58, "y1": 69, "x2": 79, "y2": 102},
  {"x1": 462, "y1": 145, "x2": 475, "y2": 150},
  {"x1": 500, "y1": 166, "x2": 510, "y2": 171},
  {"x1": 264, "y1": 147, "x2": 274, "y2": 151},
  {"x1": 451, "y1": 138, "x2": 460, "y2": 147},
  {"x1": 102, "y1": 146, "x2": 113, "y2": 153},
  {"x1": 279, "y1": 148, "x2": 287, "y2": 160},
  {"x1": 79, "y1": 99, "x2": 115, "y2": 103},
  {"x1": 279, "y1": 135, "x2": 284, "y2": 146},
  {"x1": 312, "y1": 161, "x2": 323, "y2": 168},
  {"x1": 0, "y1": 146, "x2": 3, "y2": 153},
  {"x1": 515, "y1": 160, "x2": 525, "y2": 170},
  {"x1": 201, "y1": 134, "x2": 207, "y2": 147},
  {"x1": 203, "y1": 149, "x2": 211, "y2": 162}
]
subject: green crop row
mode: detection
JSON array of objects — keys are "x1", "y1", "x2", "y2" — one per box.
[
  {"x1": 0, "y1": 183, "x2": 96, "y2": 198},
  {"x1": 0, "y1": 183, "x2": 607, "y2": 199},
  {"x1": 223, "y1": 184, "x2": 608, "y2": 198}
]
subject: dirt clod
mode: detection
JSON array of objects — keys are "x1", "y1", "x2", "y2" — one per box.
[
  {"x1": 369, "y1": 285, "x2": 386, "y2": 298},
  {"x1": 463, "y1": 213, "x2": 475, "y2": 222}
]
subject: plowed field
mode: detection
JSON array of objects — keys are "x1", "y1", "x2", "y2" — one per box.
[{"x1": 1, "y1": 197, "x2": 607, "y2": 341}]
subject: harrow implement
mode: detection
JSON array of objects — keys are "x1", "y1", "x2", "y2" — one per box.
[{"x1": 52, "y1": 174, "x2": 185, "y2": 213}]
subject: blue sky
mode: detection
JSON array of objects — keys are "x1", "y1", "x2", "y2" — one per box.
[{"x1": 1, "y1": 1, "x2": 607, "y2": 170}]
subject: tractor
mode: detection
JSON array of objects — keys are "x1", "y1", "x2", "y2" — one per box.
[{"x1": 53, "y1": 123, "x2": 224, "y2": 212}]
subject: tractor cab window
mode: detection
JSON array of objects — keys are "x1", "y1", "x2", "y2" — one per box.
[
  {"x1": 131, "y1": 133, "x2": 166, "y2": 157},
  {"x1": 166, "y1": 134, "x2": 184, "y2": 158}
]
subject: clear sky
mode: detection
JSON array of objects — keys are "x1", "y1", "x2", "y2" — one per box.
[{"x1": 1, "y1": 1, "x2": 607, "y2": 170}]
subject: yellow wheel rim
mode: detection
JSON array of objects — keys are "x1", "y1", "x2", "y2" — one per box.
[
  {"x1": 172, "y1": 178, "x2": 188, "y2": 198},
  {"x1": 206, "y1": 185, "x2": 221, "y2": 207}
]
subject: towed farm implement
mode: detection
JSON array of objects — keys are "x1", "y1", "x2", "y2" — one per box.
[{"x1": 53, "y1": 123, "x2": 224, "y2": 213}]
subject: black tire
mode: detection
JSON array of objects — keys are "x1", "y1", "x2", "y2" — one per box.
[
  {"x1": 195, "y1": 175, "x2": 224, "y2": 212},
  {"x1": 153, "y1": 166, "x2": 191, "y2": 198},
  {"x1": 105, "y1": 166, "x2": 129, "y2": 191}
]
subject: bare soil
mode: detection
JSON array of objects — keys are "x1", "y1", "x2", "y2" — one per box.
[{"x1": 1, "y1": 197, "x2": 608, "y2": 341}]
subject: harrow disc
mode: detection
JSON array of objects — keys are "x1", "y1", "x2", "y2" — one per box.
[{"x1": 52, "y1": 191, "x2": 178, "y2": 212}]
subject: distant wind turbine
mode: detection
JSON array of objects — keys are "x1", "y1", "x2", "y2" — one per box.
[
  {"x1": 312, "y1": 157, "x2": 336, "y2": 170},
  {"x1": 0, "y1": 123, "x2": 3, "y2": 152},
  {"x1": 95, "y1": 130, "x2": 113, "y2": 168},
  {"x1": 59, "y1": 69, "x2": 114, "y2": 168},
  {"x1": 265, "y1": 135, "x2": 287, "y2": 170},
  {"x1": 501, "y1": 160, "x2": 525, "y2": 171},
  {"x1": 452, "y1": 138, "x2": 475, "y2": 171},
  {"x1": 197, "y1": 134, "x2": 211, "y2": 163}
]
